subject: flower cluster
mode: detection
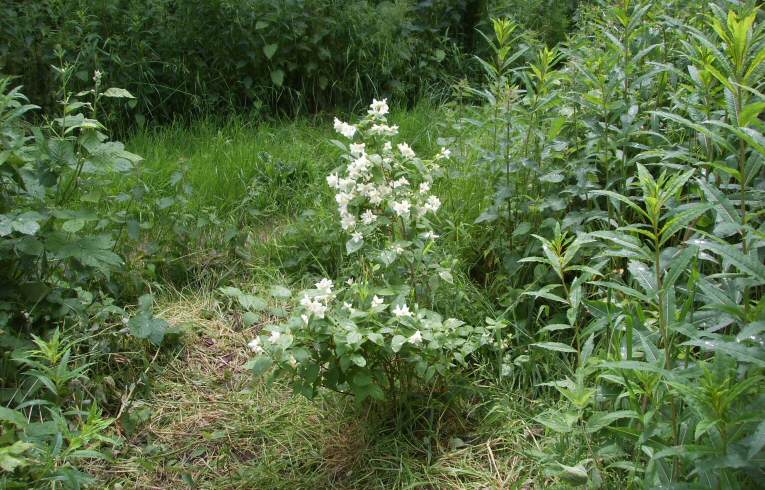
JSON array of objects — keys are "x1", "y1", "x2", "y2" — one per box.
[{"x1": 328, "y1": 98, "x2": 449, "y2": 255}]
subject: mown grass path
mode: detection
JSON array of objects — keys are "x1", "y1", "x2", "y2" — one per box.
[{"x1": 92, "y1": 293, "x2": 544, "y2": 489}]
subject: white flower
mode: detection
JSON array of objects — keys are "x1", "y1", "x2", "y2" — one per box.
[
  {"x1": 93, "y1": 70, "x2": 102, "y2": 82},
  {"x1": 315, "y1": 278, "x2": 334, "y2": 297},
  {"x1": 408, "y1": 330, "x2": 423, "y2": 345},
  {"x1": 423, "y1": 195, "x2": 441, "y2": 213},
  {"x1": 327, "y1": 173, "x2": 340, "y2": 189},
  {"x1": 351, "y1": 231, "x2": 363, "y2": 243},
  {"x1": 361, "y1": 210, "x2": 377, "y2": 225},
  {"x1": 346, "y1": 277, "x2": 355, "y2": 286},
  {"x1": 421, "y1": 231, "x2": 439, "y2": 240},
  {"x1": 301, "y1": 295, "x2": 328, "y2": 319},
  {"x1": 372, "y1": 295, "x2": 385, "y2": 308},
  {"x1": 393, "y1": 244, "x2": 405, "y2": 254},
  {"x1": 397, "y1": 143, "x2": 415, "y2": 159},
  {"x1": 392, "y1": 177, "x2": 409, "y2": 189},
  {"x1": 268, "y1": 330, "x2": 282, "y2": 343},
  {"x1": 392, "y1": 200, "x2": 411, "y2": 217},
  {"x1": 309, "y1": 301, "x2": 328, "y2": 319},
  {"x1": 248, "y1": 337, "x2": 264, "y2": 354},
  {"x1": 343, "y1": 302, "x2": 353, "y2": 311},
  {"x1": 368, "y1": 98, "x2": 389, "y2": 117},
  {"x1": 335, "y1": 192, "x2": 353, "y2": 206},
  {"x1": 301, "y1": 314, "x2": 310, "y2": 325},
  {"x1": 333, "y1": 118, "x2": 357, "y2": 138},
  {"x1": 419, "y1": 182, "x2": 430, "y2": 193},
  {"x1": 383, "y1": 141, "x2": 392, "y2": 152},
  {"x1": 393, "y1": 303, "x2": 412, "y2": 318},
  {"x1": 347, "y1": 154, "x2": 372, "y2": 180},
  {"x1": 338, "y1": 177, "x2": 354, "y2": 191},
  {"x1": 436, "y1": 147, "x2": 451, "y2": 160},
  {"x1": 350, "y1": 143, "x2": 366, "y2": 156},
  {"x1": 369, "y1": 124, "x2": 399, "y2": 136},
  {"x1": 288, "y1": 355, "x2": 298, "y2": 368},
  {"x1": 340, "y1": 213, "x2": 357, "y2": 230}
]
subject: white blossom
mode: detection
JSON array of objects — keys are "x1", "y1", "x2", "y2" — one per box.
[
  {"x1": 340, "y1": 213, "x2": 357, "y2": 230},
  {"x1": 301, "y1": 314, "x2": 310, "y2": 325},
  {"x1": 436, "y1": 147, "x2": 451, "y2": 160},
  {"x1": 288, "y1": 355, "x2": 298, "y2": 368},
  {"x1": 361, "y1": 210, "x2": 377, "y2": 225},
  {"x1": 349, "y1": 143, "x2": 366, "y2": 156},
  {"x1": 327, "y1": 173, "x2": 340, "y2": 189},
  {"x1": 335, "y1": 191, "x2": 353, "y2": 206},
  {"x1": 352, "y1": 231, "x2": 363, "y2": 243},
  {"x1": 248, "y1": 337, "x2": 264, "y2": 354},
  {"x1": 369, "y1": 124, "x2": 399, "y2": 136},
  {"x1": 423, "y1": 195, "x2": 441, "y2": 213},
  {"x1": 392, "y1": 200, "x2": 411, "y2": 217},
  {"x1": 393, "y1": 303, "x2": 412, "y2": 318},
  {"x1": 419, "y1": 182, "x2": 430, "y2": 193},
  {"x1": 333, "y1": 117, "x2": 357, "y2": 138},
  {"x1": 372, "y1": 295, "x2": 385, "y2": 308},
  {"x1": 408, "y1": 330, "x2": 423, "y2": 344},
  {"x1": 383, "y1": 141, "x2": 392, "y2": 152},
  {"x1": 268, "y1": 331, "x2": 282, "y2": 343},
  {"x1": 368, "y1": 98, "x2": 389, "y2": 117},
  {"x1": 301, "y1": 295, "x2": 328, "y2": 319},
  {"x1": 397, "y1": 143, "x2": 415, "y2": 159},
  {"x1": 315, "y1": 278, "x2": 334, "y2": 297},
  {"x1": 392, "y1": 177, "x2": 409, "y2": 189}
]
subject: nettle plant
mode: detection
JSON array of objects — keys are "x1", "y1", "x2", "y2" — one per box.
[{"x1": 248, "y1": 100, "x2": 499, "y2": 405}]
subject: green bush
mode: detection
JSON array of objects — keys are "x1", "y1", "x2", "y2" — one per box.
[{"x1": 0, "y1": 0, "x2": 477, "y2": 129}]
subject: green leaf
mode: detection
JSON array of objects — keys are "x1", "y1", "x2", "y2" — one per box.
[
  {"x1": 350, "y1": 353, "x2": 366, "y2": 367},
  {"x1": 586, "y1": 410, "x2": 637, "y2": 433},
  {"x1": 628, "y1": 260, "x2": 656, "y2": 294},
  {"x1": 128, "y1": 313, "x2": 168, "y2": 345},
  {"x1": 269, "y1": 286, "x2": 292, "y2": 298},
  {"x1": 0, "y1": 407, "x2": 28, "y2": 428},
  {"x1": 391, "y1": 335, "x2": 407, "y2": 353},
  {"x1": 242, "y1": 312, "x2": 258, "y2": 327},
  {"x1": 346, "y1": 237, "x2": 363, "y2": 254},
  {"x1": 102, "y1": 87, "x2": 135, "y2": 99},
  {"x1": 534, "y1": 411, "x2": 577, "y2": 434},
  {"x1": 239, "y1": 295, "x2": 268, "y2": 311},
  {"x1": 689, "y1": 238, "x2": 765, "y2": 285},
  {"x1": 62, "y1": 219, "x2": 85, "y2": 233},
  {"x1": 248, "y1": 356, "x2": 273, "y2": 376},
  {"x1": 270, "y1": 69, "x2": 285, "y2": 87},
  {"x1": 748, "y1": 419, "x2": 765, "y2": 460},
  {"x1": 11, "y1": 211, "x2": 44, "y2": 235},
  {"x1": 558, "y1": 463, "x2": 589, "y2": 485},
  {"x1": 263, "y1": 44, "x2": 278, "y2": 60},
  {"x1": 531, "y1": 342, "x2": 577, "y2": 353},
  {"x1": 0, "y1": 441, "x2": 35, "y2": 472}
]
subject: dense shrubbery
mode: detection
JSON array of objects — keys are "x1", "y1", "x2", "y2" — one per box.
[
  {"x1": 0, "y1": 0, "x2": 585, "y2": 130},
  {"x1": 0, "y1": 67, "x2": 178, "y2": 487}
]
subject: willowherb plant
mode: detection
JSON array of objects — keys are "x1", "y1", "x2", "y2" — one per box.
[{"x1": 247, "y1": 100, "x2": 500, "y2": 405}]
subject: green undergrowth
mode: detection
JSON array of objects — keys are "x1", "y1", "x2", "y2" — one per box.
[{"x1": 93, "y1": 289, "x2": 556, "y2": 489}]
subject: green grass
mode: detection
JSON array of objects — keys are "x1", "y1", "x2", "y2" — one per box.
[{"x1": 125, "y1": 103, "x2": 450, "y2": 218}]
